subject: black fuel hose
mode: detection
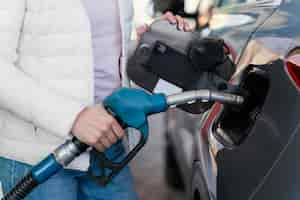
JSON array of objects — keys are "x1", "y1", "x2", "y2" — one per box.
[{"x1": 2, "y1": 173, "x2": 38, "y2": 200}]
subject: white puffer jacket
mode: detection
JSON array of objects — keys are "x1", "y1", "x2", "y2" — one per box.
[{"x1": 0, "y1": 0, "x2": 133, "y2": 170}]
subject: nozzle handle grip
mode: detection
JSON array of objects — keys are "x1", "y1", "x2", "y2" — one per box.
[{"x1": 88, "y1": 108, "x2": 149, "y2": 186}]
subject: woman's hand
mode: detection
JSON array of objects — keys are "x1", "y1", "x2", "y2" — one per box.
[
  {"x1": 71, "y1": 105, "x2": 125, "y2": 152},
  {"x1": 161, "y1": 11, "x2": 193, "y2": 31},
  {"x1": 136, "y1": 11, "x2": 193, "y2": 40}
]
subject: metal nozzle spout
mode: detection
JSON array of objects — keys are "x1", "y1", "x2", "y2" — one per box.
[{"x1": 166, "y1": 90, "x2": 244, "y2": 107}]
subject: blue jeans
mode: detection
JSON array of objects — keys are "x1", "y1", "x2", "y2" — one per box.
[{"x1": 0, "y1": 148, "x2": 138, "y2": 200}]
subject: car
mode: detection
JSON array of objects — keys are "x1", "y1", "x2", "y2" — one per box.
[
  {"x1": 163, "y1": 0, "x2": 251, "y2": 192},
  {"x1": 164, "y1": 0, "x2": 300, "y2": 199}
]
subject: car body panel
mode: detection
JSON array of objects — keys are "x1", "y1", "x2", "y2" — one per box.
[{"x1": 216, "y1": 60, "x2": 300, "y2": 200}]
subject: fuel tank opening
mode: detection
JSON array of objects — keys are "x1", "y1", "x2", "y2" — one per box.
[{"x1": 213, "y1": 66, "x2": 270, "y2": 147}]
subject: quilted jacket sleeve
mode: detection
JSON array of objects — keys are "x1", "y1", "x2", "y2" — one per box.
[{"x1": 0, "y1": 1, "x2": 87, "y2": 138}]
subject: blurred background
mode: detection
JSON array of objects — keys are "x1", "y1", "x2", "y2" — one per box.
[{"x1": 131, "y1": 114, "x2": 185, "y2": 200}]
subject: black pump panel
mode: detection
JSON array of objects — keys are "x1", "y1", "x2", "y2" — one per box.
[
  {"x1": 127, "y1": 20, "x2": 236, "y2": 114},
  {"x1": 216, "y1": 60, "x2": 300, "y2": 200}
]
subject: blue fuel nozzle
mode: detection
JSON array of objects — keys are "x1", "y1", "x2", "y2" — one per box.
[{"x1": 103, "y1": 88, "x2": 168, "y2": 129}]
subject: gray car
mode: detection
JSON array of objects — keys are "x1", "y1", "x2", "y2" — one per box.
[{"x1": 164, "y1": 0, "x2": 300, "y2": 199}]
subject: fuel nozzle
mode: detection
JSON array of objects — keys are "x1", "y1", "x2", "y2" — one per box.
[{"x1": 166, "y1": 90, "x2": 244, "y2": 108}]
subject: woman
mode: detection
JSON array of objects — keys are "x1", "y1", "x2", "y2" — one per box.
[{"x1": 0, "y1": 0, "x2": 191, "y2": 199}]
